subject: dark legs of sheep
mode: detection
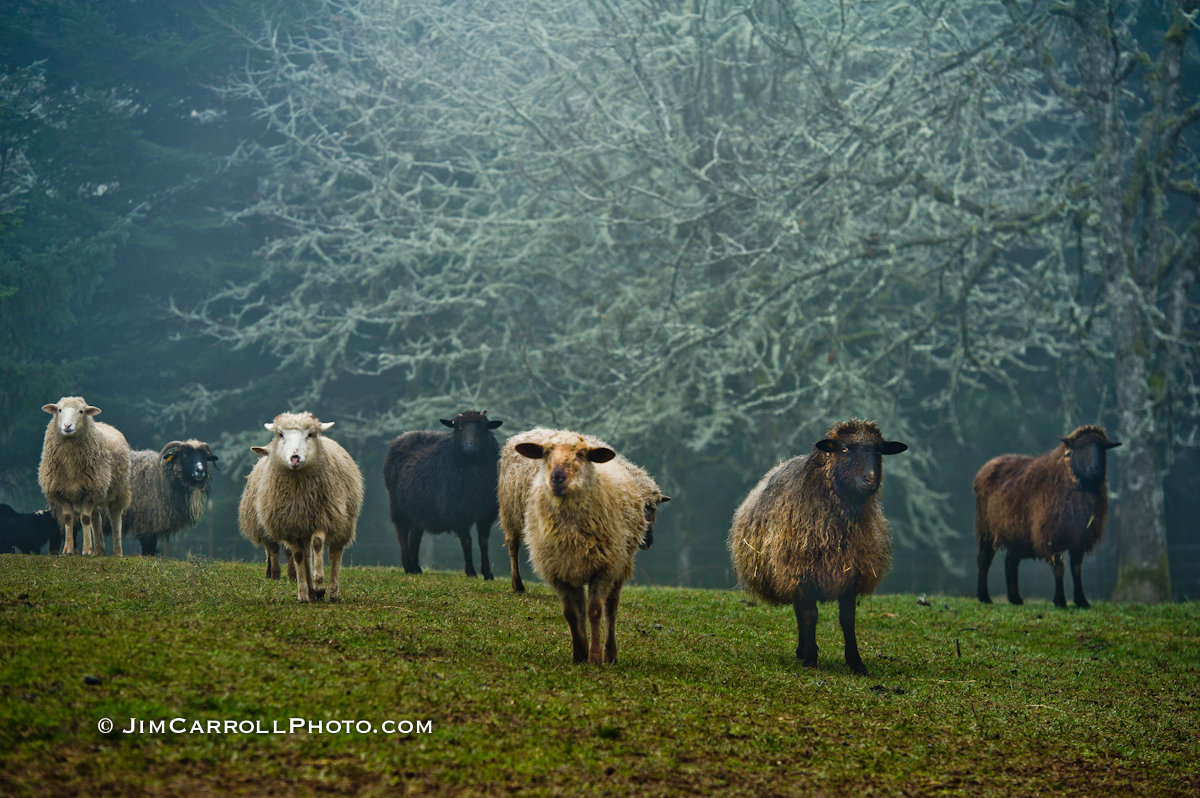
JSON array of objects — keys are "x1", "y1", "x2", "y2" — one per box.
[
  {"x1": 403, "y1": 527, "x2": 424, "y2": 574},
  {"x1": 1004, "y1": 551, "x2": 1024, "y2": 605},
  {"x1": 976, "y1": 537, "x2": 995, "y2": 603},
  {"x1": 140, "y1": 535, "x2": 158, "y2": 557},
  {"x1": 585, "y1": 581, "x2": 606, "y2": 666},
  {"x1": 264, "y1": 541, "x2": 281, "y2": 580},
  {"x1": 506, "y1": 534, "x2": 525, "y2": 593},
  {"x1": 476, "y1": 522, "x2": 494, "y2": 581},
  {"x1": 1070, "y1": 549, "x2": 1090, "y2": 608},
  {"x1": 455, "y1": 527, "x2": 477, "y2": 577},
  {"x1": 838, "y1": 589, "x2": 868, "y2": 676},
  {"x1": 1051, "y1": 553, "x2": 1067, "y2": 608},
  {"x1": 557, "y1": 583, "x2": 589, "y2": 663},
  {"x1": 604, "y1": 586, "x2": 621, "y2": 664},
  {"x1": 793, "y1": 585, "x2": 819, "y2": 668}
]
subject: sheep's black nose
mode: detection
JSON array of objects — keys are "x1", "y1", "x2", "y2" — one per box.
[{"x1": 550, "y1": 468, "x2": 568, "y2": 495}]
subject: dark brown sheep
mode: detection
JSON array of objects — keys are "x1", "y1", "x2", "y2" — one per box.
[
  {"x1": 729, "y1": 419, "x2": 907, "y2": 676},
  {"x1": 974, "y1": 425, "x2": 1121, "y2": 608}
]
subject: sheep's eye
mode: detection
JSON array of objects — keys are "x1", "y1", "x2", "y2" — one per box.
[{"x1": 576, "y1": 451, "x2": 586, "y2": 460}]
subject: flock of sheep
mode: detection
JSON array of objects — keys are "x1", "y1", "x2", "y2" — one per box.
[{"x1": 2, "y1": 396, "x2": 1121, "y2": 674}]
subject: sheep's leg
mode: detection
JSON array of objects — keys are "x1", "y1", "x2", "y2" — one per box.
[
  {"x1": 310, "y1": 532, "x2": 327, "y2": 602},
  {"x1": 110, "y1": 510, "x2": 124, "y2": 557},
  {"x1": 405, "y1": 528, "x2": 424, "y2": 575},
  {"x1": 1004, "y1": 551, "x2": 1024, "y2": 605},
  {"x1": 976, "y1": 537, "x2": 995, "y2": 604},
  {"x1": 506, "y1": 533, "x2": 525, "y2": 594},
  {"x1": 141, "y1": 536, "x2": 159, "y2": 557},
  {"x1": 792, "y1": 585, "x2": 819, "y2": 668},
  {"x1": 476, "y1": 522, "x2": 494, "y2": 581},
  {"x1": 1070, "y1": 549, "x2": 1090, "y2": 609},
  {"x1": 604, "y1": 585, "x2": 621, "y2": 664},
  {"x1": 557, "y1": 582, "x2": 589, "y2": 663},
  {"x1": 60, "y1": 507, "x2": 77, "y2": 555},
  {"x1": 838, "y1": 589, "x2": 868, "y2": 676},
  {"x1": 1051, "y1": 553, "x2": 1067, "y2": 608},
  {"x1": 80, "y1": 504, "x2": 97, "y2": 556},
  {"x1": 455, "y1": 527, "x2": 477, "y2": 577},
  {"x1": 328, "y1": 545, "x2": 344, "y2": 603},
  {"x1": 291, "y1": 545, "x2": 311, "y2": 602},
  {"x1": 264, "y1": 541, "x2": 280, "y2": 580},
  {"x1": 394, "y1": 521, "x2": 418, "y2": 574},
  {"x1": 585, "y1": 581, "x2": 607, "y2": 666}
]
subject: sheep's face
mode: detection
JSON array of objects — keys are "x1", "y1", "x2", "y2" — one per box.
[
  {"x1": 42, "y1": 397, "x2": 100, "y2": 438},
  {"x1": 255, "y1": 414, "x2": 334, "y2": 472},
  {"x1": 1060, "y1": 426, "x2": 1121, "y2": 488},
  {"x1": 441, "y1": 410, "x2": 502, "y2": 456},
  {"x1": 515, "y1": 437, "x2": 616, "y2": 498},
  {"x1": 815, "y1": 420, "x2": 907, "y2": 499},
  {"x1": 162, "y1": 441, "x2": 219, "y2": 486}
]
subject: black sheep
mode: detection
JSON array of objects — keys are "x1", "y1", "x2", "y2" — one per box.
[
  {"x1": 0, "y1": 504, "x2": 63, "y2": 554},
  {"x1": 384, "y1": 410, "x2": 503, "y2": 578}
]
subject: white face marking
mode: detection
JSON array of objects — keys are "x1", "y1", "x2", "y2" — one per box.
[
  {"x1": 275, "y1": 427, "x2": 317, "y2": 471},
  {"x1": 58, "y1": 405, "x2": 84, "y2": 436}
]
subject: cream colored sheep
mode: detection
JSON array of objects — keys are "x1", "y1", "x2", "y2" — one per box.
[
  {"x1": 38, "y1": 397, "x2": 131, "y2": 556},
  {"x1": 499, "y1": 428, "x2": 647, "y2": 665},
  {"x1": 239, "y1": 412, "x2": 363, "y2": 602},
  {"x1": 501, "y1": 428, "x2": 668, "y2": 594}
]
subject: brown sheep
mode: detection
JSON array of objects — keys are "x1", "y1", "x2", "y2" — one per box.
[
  {"x1": 38, "y1": 397, "x2": 132, "y2": 556},
  {"x1": 239, "y1": 412, "x2": 363, "y2": 602},
  {"x1": 974, "y1": 425, "x2": 1120, "y2": 608},
  {"x1": 499, "y1": 428, "x2": 647, "y2": 665},
  {"x1": 729, "y1": 419, "x2": 907, "y2": 676},
  {"x1": 500, "y1": 428, "x2": 668, "y2": 594}
]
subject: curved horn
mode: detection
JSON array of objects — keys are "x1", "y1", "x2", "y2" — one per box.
[{"x1": 159, "y1": 440, "x2": 188, "y2": 458}]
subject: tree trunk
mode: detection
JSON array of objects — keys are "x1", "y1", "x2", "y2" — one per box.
[{"x1": 1073, "y1": 0, "x2": 1171, "y2": 602}]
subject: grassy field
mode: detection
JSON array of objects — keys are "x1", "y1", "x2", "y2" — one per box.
[{"x1": 1, "y1": 555, "x2": 1197, "y2": 796}]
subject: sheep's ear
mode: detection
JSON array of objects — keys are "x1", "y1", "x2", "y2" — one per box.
[
  {"x1": 487, "y1": 419, "x2": 503, "y2": 429},
  {"x1": 320, "y1": 421, "x2": 335, "y2": 432},
  {"x1": 207, "y1": 455, "x2": 221, "y2": 471},
  {"x1": 814, "y1": 439, "x2": 839, "y2": 453},
  {"x1": 84, "y1": 406, "x2": 101, "y2": 417},
  {"x1": 263, "y1": 423, "x2": 275, "y2": 432},
  {"x1": 880, "y1": 441, "x2": 908, "y2": 455},
  {"x1": 42, "y1": 404, "x2": 59, "y2": 415},
  {"x1": 1104, "y1": 440, "x2": 1122, "y2": 449},
  {"x1": 250, "y1": 446, "x2": 269, "y2": 457},
  {"x1": 514, "y1": 442, "x2": 544, "y2": 460},
  {"x1": 587, "y1": 447, "x2": 617, "y2": 464},
  {"x1": 659, "y1": 495, "x2": 671, "y2": 503},
  {"x1": 440, "y1": 419, "x2": 456, "y2": 428}
]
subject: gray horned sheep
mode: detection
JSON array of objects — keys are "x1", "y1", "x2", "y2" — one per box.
[
  {"x1": 974, "y1": 425, "x2": 1120, "y2": 608},
  {"x1": 239, "y1": 412, "x2": 363, "y2": 602},
  {"x1": 499, "y1": 428, "x2": 648, "y2": 665},
  {"x1": 501, "y1": 428, "x2": 668, "y2": 595},
  {"x1": 38, "y1": 397, "x2": 132, "y2": 556},
  {"x1": 729, "y1": 419, "x2": 907, "y2": 676}
]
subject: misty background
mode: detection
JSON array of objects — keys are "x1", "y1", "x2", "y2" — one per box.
[{"x1": 1, "y1": 0, "x2": 1197, "y2": 600}]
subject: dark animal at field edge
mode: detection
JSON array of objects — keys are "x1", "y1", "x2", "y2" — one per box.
[
  {"x1": 974, "y1": 425, "x2": 1120, "y2": 609},
  {"x1": 0, "y1": 504, "x2": 63, "y2": 554},
  {"x1": 384, "y1": 410, "x2": 503, "y2": 579},
  {"x1": 729, "y1": 419, "x2": 907, "y2": 676}
]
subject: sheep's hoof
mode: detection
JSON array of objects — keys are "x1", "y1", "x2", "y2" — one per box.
[
  {"x1": 978, "y1": 594, "x2": 992, "y2": 604},
  {"x1": 483, "y1": 572, "x2": 494, "y2": 581},
  {"x1": 1075, "y1": 598, "x2": 1090, "y2": 609},
  {"x1": 313, "y1": 589, "x2": 326, "y2": 602},
  {"x1": 848, "y1": 662, "x2": 868, "y2": 676},
  {"x1": 1007, "y1": 596, "x2": 1024, "y2": 606},
  {"x1": 465, "y1": 569, "x2": 477, "y2": 578},
  {"x1": 328, "y1": 595, "x2": 339, "y2": 603}
]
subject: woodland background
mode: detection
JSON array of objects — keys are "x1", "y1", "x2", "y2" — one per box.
[{"x1": 1, "y1": 0, "x2": 1197, "y2": 600}]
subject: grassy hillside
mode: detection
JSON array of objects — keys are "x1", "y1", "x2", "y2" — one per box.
[{"x1": 1, "y1": 556, "x2": 1197, "y2": 796}]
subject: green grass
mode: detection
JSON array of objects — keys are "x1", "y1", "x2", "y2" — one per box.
[{"x1": 1, "y1": 556, "x2": 1198, "y2": 796}]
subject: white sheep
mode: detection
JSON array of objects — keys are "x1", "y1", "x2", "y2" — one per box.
[
  {"x1": 38, "y1": 397, "x2": 131, "y2": 556},
  {"x1": 499, "y1": 428, "x2": 647, "y2": 665},
  {"x1": 239, "y1": 412, "x2": 363, "y2": 602}
]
